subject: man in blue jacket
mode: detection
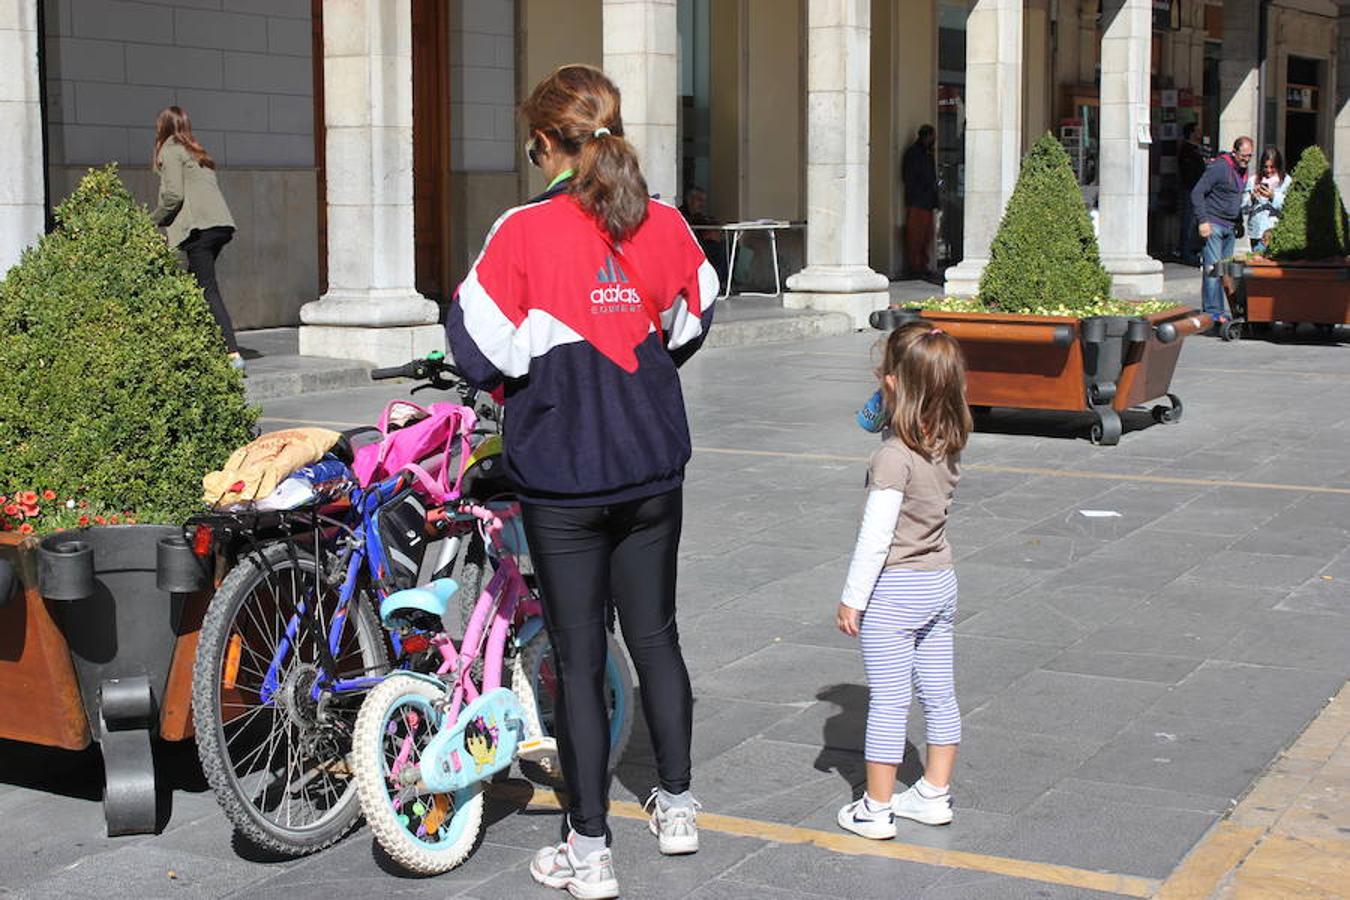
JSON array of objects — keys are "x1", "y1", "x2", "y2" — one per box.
[{"x1": 1191, "y1": 136, "x2": 1253, "y2": 327}]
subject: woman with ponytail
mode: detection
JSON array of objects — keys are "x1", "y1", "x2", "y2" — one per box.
[
  {"x1": 148, "y1": 106, "x2": 241, "y2": 371},
  {"x1": 447, "y1": 64, "x2": 718, "y2": 898}
]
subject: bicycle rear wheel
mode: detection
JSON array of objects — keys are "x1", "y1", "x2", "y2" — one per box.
[{"x1": 191, "y1": 543, "x2": 390, "y2": 855}]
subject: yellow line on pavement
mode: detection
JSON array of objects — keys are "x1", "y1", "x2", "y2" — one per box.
[
  {"x1": 692, "y1": 446, "x2": 1350, "y2": 496},
  {"x1": 486, "y1": 784, "x2": 1161, "y2": 898},
  {"x1": 257, "y1": 421, "x2": 1350, "y2": 497}
]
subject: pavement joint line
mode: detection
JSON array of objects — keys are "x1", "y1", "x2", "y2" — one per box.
[
  {"x1": 690, "y1": 446, "x2": 1350, "y2": 496},
  {"x1": 485, "y1": 783, "x2": 1161, "y2": 897},
  {"x1": 259, "y1": 419, "x2": 1350, "y2": 497}
]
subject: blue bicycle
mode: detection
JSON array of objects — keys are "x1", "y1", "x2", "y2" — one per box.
[{"x1": 187, "y1": 356, "x2": 634, "y2": 856}]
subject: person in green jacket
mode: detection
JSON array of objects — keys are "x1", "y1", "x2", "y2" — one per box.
[{"x1": 149, "y1": 106, "x2": 243, "y2": 371}]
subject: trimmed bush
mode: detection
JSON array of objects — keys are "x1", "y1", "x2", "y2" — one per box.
[
  {"x1": 977, "y1": 133, "x2": 1113, "y2": 315},
  {"x1": 0, "y1": 166, "x2": 257, "y2": 525},
  {"x1": 1265, "y1": 145, "x2": 1349, "y2": 261}
]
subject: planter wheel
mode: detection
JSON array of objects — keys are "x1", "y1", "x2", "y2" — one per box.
[
  {"x1": 1089, "y1": 408, "x2": 1122, "y2": 446},
  {"x1": 1151, "y1": 393, "x2": 1184, "y2": 425},
  {"x1": 1219, "y1": 319, "x2": 1244, "y2": 342}
]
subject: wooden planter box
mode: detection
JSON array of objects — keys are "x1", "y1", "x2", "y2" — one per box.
[
  {"x1": 870, "y1": 306, "x2": 1211, "y2": 445},
  {"x1": 1221, "y1": 257, "x2": 1350, "y2": 340},
  {"x1": 0, "y1": 526, "x2": 212, "y2": 835}
]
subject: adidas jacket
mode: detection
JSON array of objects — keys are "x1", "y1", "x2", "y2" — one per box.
[{"x1": 446, "y1": 180, "x2": 719, "y2": 506}]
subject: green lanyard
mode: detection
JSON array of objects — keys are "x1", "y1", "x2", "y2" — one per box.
[{"x1": 547, "y1": 169, "x2": 574, "y2": 190}]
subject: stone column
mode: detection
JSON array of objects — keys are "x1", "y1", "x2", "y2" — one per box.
[
  {"x1": 1336, "y1": 2, "x2": 1350, "y2": 200},
  {"x1": 299, "y1": 0, "x2": 441, "y2": 366},
  {"x1": 0, "y1": 0, "x2": 44, "y2": 276},
  {"x1": 783, "y1": 0, "x2": 889, "y2": 330},
  {"x1": 1097, "y1": 0, "x2": 1163, "y2": 297},
  {"x1": 603, "y1": 0, "x2": 678, "y2": 203},
  {"x1": 944, "y1": 0, "x2": 1022, "y2": 297},
  {"x1": 1220, "y1": 0, "x2": 1260, "y2": 151}
]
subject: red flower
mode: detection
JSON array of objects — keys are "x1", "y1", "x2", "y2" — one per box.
[
  {"x1": 0, "y1": 494, "x2": 7, "y2": 504},
  {"x1": 42, "y1": 489, "x2": 56, "y2": 501},
  {"x1": 93, "y1": 515, "x2": 106, "y2": 525},
  {"x1": 78, "y1": 499, "x2": 89, "y2": 509},
  {"x1": 18, "y1": 523, "x2": 34, "y2": 535},
  {"x1": 0, "y1": 522, "x2": 10, "y2": 532},
  {"x1": 20, "y1": 504, "x2": 39, "y2": 518},
  {"x1": 78, "y1": 515, "x2": 90, "y2": 527},
  {"x1": 2, "y1": 504, "x2": 18, "y2": 517},
  {"x1": 108, "y1": 515, "x2": 120, "y2": 525},
  {"x1": 125, "y1": 516, "x2": 137, "y2": 524},
  {"x1": 18, "y1": 491, "x2": 37, "y2": 505}
]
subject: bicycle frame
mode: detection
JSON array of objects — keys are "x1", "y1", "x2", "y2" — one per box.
[{"x1": 421, "y1": 503, "x2": 542, "y2": 723}]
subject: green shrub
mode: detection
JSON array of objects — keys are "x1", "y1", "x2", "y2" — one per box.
[
  {"x1": 1265, "y1": 145, "x2": 1349, "y2": 261},
  {"x1": 0, "y1": 166, "x2": 257, "y2": 526},
  {"x1": 977, "y1": 133, "x2": 1113, "y2": 314}
]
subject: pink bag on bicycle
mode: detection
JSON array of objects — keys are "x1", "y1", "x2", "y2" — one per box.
[{"x1": 352, "y1": 400, "x2": 478, "y2": 503}]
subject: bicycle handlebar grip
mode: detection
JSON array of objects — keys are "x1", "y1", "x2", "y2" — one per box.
[{"x1": 370, "y1": 361, "x2": 415, "y2": 381}]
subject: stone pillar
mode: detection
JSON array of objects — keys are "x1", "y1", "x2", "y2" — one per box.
[
  {"x1": 783, "y1": 0, "x2": 889, "y2": 330},
  {"x1": 299, "y1": 0, "x2": 442, "y2": 366},
  {"x1": 1220, "y1": 0, "x2": 1260, "y2": 152},
  {"x1": 944, "y1": 0, "x2": 1022, "y2": 296},
  {"x1": 1336, "y1": 2, "x2": 1350, "y2": 200},
  {"x1": 0, "y1": 0, "x2": 44, "y2": 276},
  {"x1": 1097, "y1": 0, "x2": 1163, "y2": 297},
  {"x1": 603, "y1": 0, "x2": 678, "y2": 203}
]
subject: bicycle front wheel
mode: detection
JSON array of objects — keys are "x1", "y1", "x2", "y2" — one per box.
[
  {"x1": 352, "y1": 674, "x2": 485, "y2": 874},
  {"x1": 191, "y1": 543, "x2": 390, "y2": 855}
]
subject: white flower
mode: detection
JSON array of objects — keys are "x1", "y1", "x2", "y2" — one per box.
[{"x1": 66, "y1": 498, "x2": 76, "y2": 509}]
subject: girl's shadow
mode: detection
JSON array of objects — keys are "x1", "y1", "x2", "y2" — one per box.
[{"x1": 813, "y1": 684, "x2": 923, "y2": 799}]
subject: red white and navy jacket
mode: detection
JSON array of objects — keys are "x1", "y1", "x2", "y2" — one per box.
[{"x1": 446, "y1": 180, "x2": 719, "y2": 505}]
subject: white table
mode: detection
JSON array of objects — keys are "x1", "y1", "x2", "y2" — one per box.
[{"x1": 707, "y1": 219, "x2": 806, "y2": 301}]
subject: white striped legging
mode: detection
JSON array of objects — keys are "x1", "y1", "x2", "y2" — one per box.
[{"x1": 860, "y1": 567, "x2": 961, "y2": 764}]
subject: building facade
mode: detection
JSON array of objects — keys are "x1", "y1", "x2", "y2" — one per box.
[{"x1": 2, "y1": 0, "x2": 1349, "y2": 361}]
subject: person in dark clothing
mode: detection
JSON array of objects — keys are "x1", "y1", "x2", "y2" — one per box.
[
  {"x1": 901, "y1": 125, "x2": 939, "y2": 281},
  {"x1": 1176, "y1": 123, "x2": 1209, "y2": 264},
  {"x1": 1191, "y1": 136, "x2": 1253, "y2": 328},
  {"x1": 679, "y1": 185, "x2": 727, "y2": 292},
  {"x1": 447, "y1": 64, "x2": 718, "y2": 900}
]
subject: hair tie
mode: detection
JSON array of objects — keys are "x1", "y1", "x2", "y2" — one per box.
[
  {"x1": 593, "y1": 126, "x2": 611, "y2": 138},
  {"x1": 928, "y1": 328, "x2": 943, "y2": 335}
]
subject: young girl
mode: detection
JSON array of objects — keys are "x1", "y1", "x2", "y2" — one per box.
[{"x1": 836, "y1": 322, "x2": 972, "y2": 839}]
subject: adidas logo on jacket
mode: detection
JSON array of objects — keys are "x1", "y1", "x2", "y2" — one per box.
[{"x1": 446, "y1": 179, "x2": 720, "y2": 505}]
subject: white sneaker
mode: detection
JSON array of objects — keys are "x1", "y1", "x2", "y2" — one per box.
[
  {"x1": 644, "y1": 788, "x2": 701, "y2": 855},
  {"x1": 836, "y1": 796, "x2": 896, "y2": 840},
  {"x1": 529, "y1": 836, "x2": 620, "y2": 899},
  {"x1": 892, "y1": 783, "x2": 953, "y2": 826}
]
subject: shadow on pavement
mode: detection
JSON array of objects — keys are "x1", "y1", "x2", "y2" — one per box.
[{"x1": 813, "y1": 684, "x2": 923, "y2": 799}]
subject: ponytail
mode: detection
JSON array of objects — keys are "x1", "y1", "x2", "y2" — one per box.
[
  {"x1": 521, "y1": 65, "x2": 650, "y2": 243},
  {"x1": 575, "y1": 130, "x2": 649, "y2": 243}
]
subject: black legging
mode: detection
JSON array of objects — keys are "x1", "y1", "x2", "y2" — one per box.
[
  {"x1": 181, "y1": 226, "x2": 237, "y2": 353},
  {"x1": 521, "y1": 487, "x2": 693, "y2": 838}
]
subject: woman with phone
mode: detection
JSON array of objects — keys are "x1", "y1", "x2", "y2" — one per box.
[{"x1": 1242, "y1": 147, "x2": 1291, "y2": 256}]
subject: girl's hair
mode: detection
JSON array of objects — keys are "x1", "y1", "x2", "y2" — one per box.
[
  {"x1": 876, "y1": 322, "x2": 973, "y2": 459},
  {"x1": 1259, "y1": 146, "x2": 1284, "y2": 179},
  {"x1": 520, "y1": 65, "x2": 649, "y2": 242},
  {"x1": 153, "y1": 106, "x2": 215, "y2": 170}
]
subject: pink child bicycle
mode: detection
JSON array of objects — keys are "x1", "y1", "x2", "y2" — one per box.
[{"x1": 350, "y1": 499, "x2": 634, "y2": 875}]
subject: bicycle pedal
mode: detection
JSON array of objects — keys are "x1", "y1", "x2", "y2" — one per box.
[{"x1": 516, "y1": 737, "x2": 558, "y2": 767}]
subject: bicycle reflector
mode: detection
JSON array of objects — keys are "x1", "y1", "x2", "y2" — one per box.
[
  {"x1": 401, "y1": 633, "x2": 431, "y2": 655},
  {"x1": 192, "y1": 524, "x2": 214, "y2": 557},
  {"x1": 223, "y1": 634, "x2": 242, "y2": 690}
]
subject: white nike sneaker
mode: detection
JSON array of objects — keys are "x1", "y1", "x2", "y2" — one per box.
[
  {"x1": 529, "y1": 836, "x2": 620, "y2": 899},
  {"x1": 892, "y1": 783, "x2": 954, "y2": 826},
  {"x1": 644, "y1": 787, "x2": 701, "y2": 855},
  {"x1": 836, "y1": 796, "x2": 897, "y2": 840}
]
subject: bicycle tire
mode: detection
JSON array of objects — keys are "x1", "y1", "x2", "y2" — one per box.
[
  {"x1": 191, "y1": 543, "x2": 390, "y2": 856},
  {"x1": 352, "y1": 674, "x2": 485, "y2": 874},
  {"x1": 516, "y1": 629, "x2": 635, "y2": 780}
]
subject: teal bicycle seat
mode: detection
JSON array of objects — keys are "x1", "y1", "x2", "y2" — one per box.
[{"x1": 380, "y1": 577, "x2": 459, "y2": 628}]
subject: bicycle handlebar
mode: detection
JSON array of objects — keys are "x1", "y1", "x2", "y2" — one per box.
[{"x1": 370, "y1": 354, "x2": 499, "y2": 423}]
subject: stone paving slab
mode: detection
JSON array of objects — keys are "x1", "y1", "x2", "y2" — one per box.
[{"x1": 3, "y1": 314, "x2": 1349, "y2": 898}]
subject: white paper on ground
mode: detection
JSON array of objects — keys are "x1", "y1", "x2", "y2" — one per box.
[{"x1": 1078, "y1": 509, "x2": 1123, "y2": 518}]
